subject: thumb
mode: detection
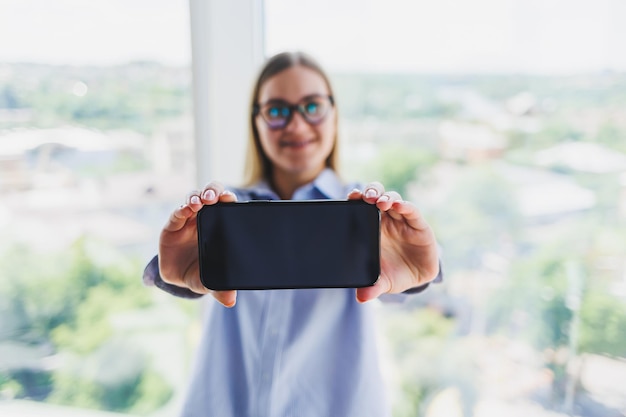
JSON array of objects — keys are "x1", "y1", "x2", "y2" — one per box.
[
  {"x1": 212, "y1": 290, "x2": 238, "y2": 308},
  {"x1": 355, "y1": 276, "x2": 391, "y2": 303}
]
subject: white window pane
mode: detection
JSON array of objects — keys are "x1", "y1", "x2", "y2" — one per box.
[
  {"x1": 265, "y1": 1, "x2": 626, "y2": 416},
  {"x1": 0, "y1": 1, "x2": 195, "y2": 415}
]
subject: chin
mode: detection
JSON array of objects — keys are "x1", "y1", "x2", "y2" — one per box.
[{"x1": 281, "y1": 161, "x2": 324, "y2": 177}]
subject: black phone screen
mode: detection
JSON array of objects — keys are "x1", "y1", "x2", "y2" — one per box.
[{"x1": 196, "y1": 199, "x2": 380, "y2": 290}]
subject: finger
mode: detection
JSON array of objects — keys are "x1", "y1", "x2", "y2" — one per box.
[
  {"x1": 163, "y1": 203, "x2": 196, "y2": 232},
  {"x1": 385, "y1": 209, "x2": 404, "y2": 221},
  {"x1": 390, "y1": 200, "x2": 430, "y2": 231},
  {"x1": 212, "y1": 290, "x2": 237, "y2": 308},
  {"x1": 218, "y1": 190, "x2": 238, "y2": 203},
  {"x1": 375, "y1": 191, "x2": 402, "y2": 211},
  {"x1": 186, "y1": 190, "x2": 204, "y2": 212},
  {"x1": 201, "y1": 181, "x2": 225, "y2": 204},
  {"x1": 347, "y1": 188, "x2": 362, "y2": 200},
  {"x1": 362, "y1": 182, "x2": 385, "y2": 203},
  {"x1": 355, "y1": 275, "x2": 392, "y2": 303}
]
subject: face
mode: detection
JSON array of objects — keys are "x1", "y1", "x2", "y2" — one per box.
[{"x1": 255, "y1": 65, "x2": 336, "y2": 182}]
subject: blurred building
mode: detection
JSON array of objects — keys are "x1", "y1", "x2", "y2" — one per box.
[
  {"x1": 534, "y1": 142, "x2": 626, "y2": 174},
  {"x1": 438, "y1": 121, "x2": 508, "y2": 162},
  {"x1": 0, "y1": 126, "x2": 145, "y2": 192},
  {"x1": 0, "y1": 125, "x2": 194, "y2": 257},
  {"x1": 535, "y1": 141, "x2": 626, "y2": 222},
  {"x1": 150, "y1": 116, "x2": 194, "y2": 175}
]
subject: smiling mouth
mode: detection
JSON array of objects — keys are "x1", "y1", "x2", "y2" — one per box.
[{"x1": 279, "y1": 138, "x2": 316, "y2": 149}]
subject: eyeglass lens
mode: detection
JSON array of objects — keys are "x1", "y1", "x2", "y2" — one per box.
[{"x1": 259, "y1": 95, "x2": 332, "y2": 129}]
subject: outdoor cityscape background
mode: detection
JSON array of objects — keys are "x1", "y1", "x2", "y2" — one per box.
[{"x1": 1, "y1": 1, "x2": 625, "y2": 416}]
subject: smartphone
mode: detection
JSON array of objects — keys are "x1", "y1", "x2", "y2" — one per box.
[{"x1": 196, "y1": 199, "x2": 380, "y2": 290}]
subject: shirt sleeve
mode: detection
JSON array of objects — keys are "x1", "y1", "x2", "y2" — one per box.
[{"x1": 142, "y1": 255, "x2": 204, "y2": 299}]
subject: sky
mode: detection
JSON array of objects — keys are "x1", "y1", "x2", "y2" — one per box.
[
  {"x1": 1, "y1": 0, "x2": 625, "y2": 74},
  {"x1": 0, "y1": 0, "x2": 191, "y2": 66},
  {"x1": 265, "y1": 0, "x2": 626, "y2": 74}
]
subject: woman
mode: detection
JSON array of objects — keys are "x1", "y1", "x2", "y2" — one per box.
[{"x1": 144, "y1": 51, "x2": 442, "y2": 417}]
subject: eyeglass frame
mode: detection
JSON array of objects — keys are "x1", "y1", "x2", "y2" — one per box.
[{"x1": 252, "y1": 94, "x2": 335, "y2": 130}]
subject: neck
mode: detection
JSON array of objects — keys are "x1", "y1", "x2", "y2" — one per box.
[{"x1": 271, "y1": 167, "x2": 324, "y2": 199}]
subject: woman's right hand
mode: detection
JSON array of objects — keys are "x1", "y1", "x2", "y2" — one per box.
[{"x1": 158, "y1": 181, "x2": 238, "y2": 307}]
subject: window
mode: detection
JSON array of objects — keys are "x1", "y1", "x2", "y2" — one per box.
[
  {"x1": 2, "y1": 1, "x2": 625, "y2": 416},
  {"x1": 266, "y1": 1, "x2": 626, "y2": 416},
  {"x1": 0, "y1": 1, "x2": 195, "y2": 415}
]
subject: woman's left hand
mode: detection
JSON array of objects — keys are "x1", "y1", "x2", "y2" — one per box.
[{"x1": 348, "y1": 182, "x2": 440, "y2": 302}]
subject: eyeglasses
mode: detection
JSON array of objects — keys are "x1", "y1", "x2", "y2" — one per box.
[{"x1": 253, "y1": 94, "x2": 334, "y2": 130}]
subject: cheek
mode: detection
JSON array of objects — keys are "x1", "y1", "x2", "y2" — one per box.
[
  {"x1": 320, "y1": 118, "x2": 337, "y2": 146},
  {"x1": 256, "y1": 123, "x2": 277, "y2": 150}
]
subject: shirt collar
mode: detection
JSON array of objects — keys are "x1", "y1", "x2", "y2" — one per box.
[
  {"x1": 309, "y1": 168, "x2": 345, "y2": 199},
  {"x1": 253, "y1": 168, "x2": 345, "y2": 200}
]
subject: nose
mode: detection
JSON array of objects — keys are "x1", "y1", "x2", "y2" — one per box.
[{"x1": 284, "y1": 110, "x2": 309, "y2": 132}]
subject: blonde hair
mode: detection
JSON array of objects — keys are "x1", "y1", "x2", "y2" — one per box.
[{"x1": 243, "y1": 51, "x2": 339, "y2": 186}]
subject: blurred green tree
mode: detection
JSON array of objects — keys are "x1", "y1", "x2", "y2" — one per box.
[
  {"x1": 428, "y1": 164, "x2": 522, "y2": 271},
  {"x1": 0, "y1": 238, "x2": 172, "y2": 414}
]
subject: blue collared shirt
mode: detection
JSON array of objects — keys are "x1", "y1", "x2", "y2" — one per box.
[{"x1": 143, "y1": 169, "x2": 440, "y2": 417}]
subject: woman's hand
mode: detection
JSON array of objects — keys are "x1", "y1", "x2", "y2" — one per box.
[
  {"x1": 348, "y1": 182, "x2": 440, "y2": 303},
  {"x1": 159, "y1": 181, "x2": 238, "y2": 307}
]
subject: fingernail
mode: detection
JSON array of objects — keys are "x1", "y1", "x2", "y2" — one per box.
[
  {"x1": 190, "y1": 195, "x2": 201, "y2": 204},
  {"x1": 378, "y1": 195, "x2": 390, "y2": 202},
  {"x1": 203, "y1": 189, "x2": 216, "y2": 200},
  {"x1": 351, "y1": 188, "x2": 361, "y2": 194},
  {"x1": 365, "y1": 189, "x2": 377, "y2": 198}
]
